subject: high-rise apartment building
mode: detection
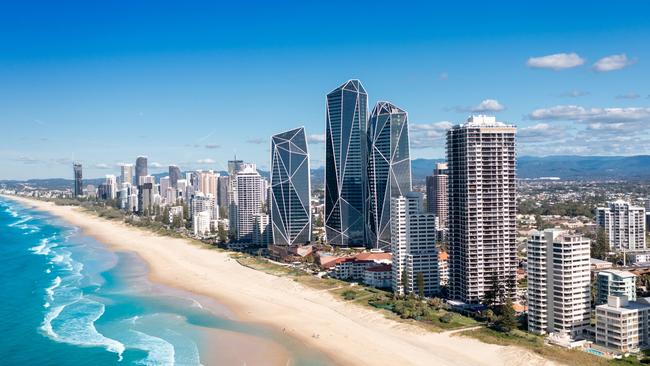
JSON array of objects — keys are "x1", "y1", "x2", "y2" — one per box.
[
  {"x1": 169, "y1": 165, "x2": 181, "y2": 188},
  {"x1": 597, "y1": 200, "x2": 646, "y2": 251},
  {"x1": 270, "y1": 127, "x2": 312, "y2": 246},
  {"x1": 197, "y1": 170, "x2": 218, "y2": 197},
  {"x1": 120, "y1": 163, "x2": 134, "y2": 185},
  {"x1": 138, "y1": 182, "x2": 154, "y2": 215},
  {"x1": 217, "y1": 176, "x2": 230, "y2": 209},
  {"x1": 527, "y1": 229, "x2": 591, "y2": 338},
  {"x1": 325, "y1": 79, "x2": 368, "y2": 247},
  {"x1": 73, "y1": 162, "x2": 83, "y2": 197},
  {"x1": 366, "y1": 102, "x2": 412, "y2": 250},
  {"x1": 447, "y1": 115, "x2": 517, "y2": 304},
  {"x1": 135, "y1": 156, "x2": 148, "y2": 185},
  {"x1": 426, "y1": 163, "x2": 449, "y2": 228},
  {"x1": 234, "y1": 164, "x2": 262, "y2": 241},
  {"x1": 390, "y1": 192, "x2": 439, "y2": 296}
]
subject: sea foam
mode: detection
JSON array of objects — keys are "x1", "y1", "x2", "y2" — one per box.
[{"x1": 128, "y1": 330, "x2": 176, "y2": 366}]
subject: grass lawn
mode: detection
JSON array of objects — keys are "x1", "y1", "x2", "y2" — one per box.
[{"x1": 459, "y1": 327, "x2": 616, "y2": 366}]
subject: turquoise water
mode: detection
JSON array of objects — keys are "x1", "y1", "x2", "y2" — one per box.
[{"x1": 0, "y1": 197, "x2": 332, "y2": 365}]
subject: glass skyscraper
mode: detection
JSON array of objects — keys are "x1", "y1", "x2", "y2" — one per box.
[
  {"x1": 325, "y1": 80, "x2": 368, "y2": 247},
  {"x1": 366, "y1": 102, "x2": 412, "y2": 250},
  {"x1": 270, "y1": 127, "x2": 311, "y2": 246},
  {"x1": 135, "y1": 156, "x2": 148, "y2": 185},
  {"x1": 169, "y1": 165, "x2": 181, "y2": 188},
  {"x1": 73, "y1": 162, "x2": 83, "y2": 197}
]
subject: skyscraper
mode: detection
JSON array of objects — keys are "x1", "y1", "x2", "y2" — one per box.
[
  {"x1": 169, "y1": 165, "x2": 181, "y2": 188},
  {"x1": 234, "y1": 164, "x2": 262, "y2": 241},
  {"x1": 325, "y1": 79, "x2": 368, "y2": 247},
  {"x1": 597, "y1": 200, "x2": 646, "y2": 251},
  {"x1": 270, "y1": 127, "x2": 312, "y2": 246},
  {"x1": 527, "y1": 229, "x2": 591, "y2": 337},
  {"x1": 425, "y1": 162, "x2": 448, "y2": 228},
  {"x1": 135, "y1": 156, "x2": 148, "y2": 185},
  {"x1": 120, "y1": 163, "x2": 134, "y2": 185},
  {"x1": 366, "y1": 102, "x2": 412, "y2": 250},
  {"x1": 391, "y1": 192, "x2": 439, "y2": 296},
  {"x1": 73, "y1": 162, "x2": 83, "y2": 197},
  {"x1": 447, "y1": 115, "x2": 517, "y2": 304},
  {"x1": 217, "y1": 176, "x2": 230, "y2": 209}
]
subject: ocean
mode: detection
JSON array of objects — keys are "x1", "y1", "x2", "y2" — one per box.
[{"x1": 0, "y1": 197, "x2": 332, "y2": 365}]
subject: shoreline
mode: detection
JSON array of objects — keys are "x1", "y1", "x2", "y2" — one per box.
[{"x1": 3, "y1": 195, "x2": 558, "y2": 366}]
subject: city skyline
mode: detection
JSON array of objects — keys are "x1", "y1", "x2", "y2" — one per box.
[{"x1": 2, "y1": 2, "x2": 650, "y2": 180}]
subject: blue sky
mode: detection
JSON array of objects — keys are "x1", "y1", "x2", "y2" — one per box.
[{"x1": 1, "y1": 1, "x2": 650, "y2": 179}]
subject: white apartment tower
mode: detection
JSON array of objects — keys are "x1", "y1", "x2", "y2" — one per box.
[
  {"x1": 527, "y1": 229, "x2": 591, "y2": 338},
  {"x1": 597, "y1": 200, "x2": 646, "y2": 251},
  {"x1": 447, "y1": 115, "x2": 517, "y2": 303},
  {"x1": 391, "y1": 192, "x2": 439, "y2": 296},
  {"x1": 425, "y1": 162, "x2": 449, "y2": 228},
  {"x1": 234, "y1": 164, "x2": 262, "y2": 241}
]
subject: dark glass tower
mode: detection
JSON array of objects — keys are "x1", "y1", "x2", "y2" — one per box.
[
  {"x1": 270, "y1": 127, "x2": 311, "y2": 246},
  {"x1": 366, "y1": 102, "x2": 412, "y2": 250},
  {"x1": 325, "y1": 80, "x2": 367, "y2": 247},
  {"x1": 169, "y1": 165, "x2": 181, "y2": 188},
  {"x1": 73, "y1": 162, "x2": 83, "y2": 197},
  {"x1": 135, "y1": 156, "x2": 148, "y2": 185}
]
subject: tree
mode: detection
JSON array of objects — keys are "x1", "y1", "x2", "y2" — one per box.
[
  {"x1": 217, "y1": 223, "x2": 228, "y2": 243},
  {"x1": 592, "y1": 227, "x2": 610, "y2": 260},
  {"x1": 483, "y1": 274, "x2": 502, "y2": 307},
  {"x1": 162, "y1": 207, "x2": 170, "y2": 225},
  {"x1": 416, "y1": 272, "x2": 425, "y2": 298},
  {"x1": 401, "y1": 270, "x2": 409, "y2": 296},
  {"x1": 496, "y1": 297, "x2": 517, "y2": 332}
]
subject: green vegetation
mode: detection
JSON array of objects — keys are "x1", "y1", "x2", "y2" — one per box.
[{"x1": 460, "y1": 328, "x2": 612, "y2": 366}]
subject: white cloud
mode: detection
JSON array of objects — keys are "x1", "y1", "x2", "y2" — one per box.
[
  {"x1": 197, "y1": 158, "x2": 216, "y2": 164},
  {"x1": 518, "y1": 123, "x2": 566, "y2": 143},
  {"x1": 560, "y1": 90, "x2": 589, "y2": 98},
  {"x1": 409, "y1": 121, "x2": 453, "y2": 149},
  {"x1": 307, "y1": 134, "x2": 326, "y2": 144},
  {"x1": 526, "y1": 53, "x2": 585, "y2": 70},
  {"x1": 150, "y1": 162, "x2": 164, "y2": 168},
  {"x1": 615, "y1": 93, "x2": 640, "y2": 100},
  {"x1": 94, "y1": 163, "x2": 110, "y2": 169},
  {"x1": 529, "y1": 105, "x2": 650, "y2": 124},
  {"x1": 471, "y1": 99, "x2": 505, "y2": 113},
  {"x1": 246, "y1": 138, "x2": 266, "y2": 145},
  {"x1": 205, "y1": 144, "x2": 220, "y2": 149},
  {"x1": 593, "y1": 54, "x2": 634, "y2": 72}
]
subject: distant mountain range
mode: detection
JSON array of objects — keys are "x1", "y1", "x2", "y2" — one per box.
[{"x1": 3, "y1": 156, "x2": 650, "y2": 191}]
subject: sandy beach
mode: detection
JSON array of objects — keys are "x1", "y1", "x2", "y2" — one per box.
[{"x1": 5, "y1": 195, "x2": 559, "y2": 366}]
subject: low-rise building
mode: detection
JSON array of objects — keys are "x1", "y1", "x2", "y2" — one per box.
[
  {"x1": 193, "y1": 210, "x2": 211, "y2": 237},
  {"x1": 363, "y1": 264, "x2": 392, "y2": 289},
  {"x1": 596, "y1": 295, "x2": 650, "y2": 353},
  {"x1": 596, "y1": 270, "x2": 637, "y2": 305},
  {"x1": 438, "y1": 251, "x2": 449, "y2": 286}
]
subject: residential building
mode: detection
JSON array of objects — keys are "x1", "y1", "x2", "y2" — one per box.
[
  {"x1": 597, "y1": 200, "x2": 646, "y2": 251},
  {"x1": 366, "y1": 101, "x2": 412, "y2": 250},
  {"x1": 252, "y1": 213, "x2": 272, "y2": 246},
  {"x1": 198, "y1": 170, "x2": 218, "y2": 197},
  {"x1": 120, "y1": 163, "x2": 134, "y2": 185},
  {"x1": 193, "y1": 211, "x2": 211, "y2": 237},
  {"x1": 169, "y1": 165, "x2": 181, "y2": 188},
  {"x1": 327, "y1": 252, "x2": 392, "y2": 281},
  {"x1": 138, "y1": 183, "x2": 154, "y2": 215},
  {"x1": 168, "y1": 206, "x2": 183, "y2": 224},
  {"x1": 426, "y1": 162, "x2": 449, "y2": 228},
  {"x1": 73, "y1": 162, "x2": 83, "y2": 197},
  {"x1": 325, "y1": 79, "x2": 368, "y2": 247},
  {"x1": 596, "y1": 296, "x2": 650, "y2": 353},
  {"x1": 363, "y1": 264, "x2": 392, "y2": 289},
  {"x1": 448, "y1": 115, "x2": 517, "y2": 304},
  {"x1": 270, "y1": 127, "x2": 312, "y2": 246},
  {"x1": 527, "y1": 229, "x2": 591, "y2": 337},
  {"x1": 234, "y1": 164, "x2": 262, "y2": 241},
  {"x1": 391, "y1": 192, "x2": 439, "y2": 297},
  {"x1": 439, "y1": 251, "x2": 449, "y2": 286},
  {"x1": 217, "y1": 176, "x2": 230, "y2": 209},
  {"x1": 596, "y1": 270, "x2": 637, "y2": 304},
  {"x1": 190, "y1": 192, "x2": 215, "y2": 220},
  {"x1": 135, "y1": 156, "x2": 148, "y2": 185}
]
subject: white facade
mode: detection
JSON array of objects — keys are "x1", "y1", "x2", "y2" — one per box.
[
  {"x1": 193, "y1": 210, "x2": 211, "y2": 237},
  {"x1": 596, "y1": 296, "x2": 650, "y2": 353},
  {"x1": 252, "y1": 213, "x2": 271, "y2": 246},
  {"x1": 190, "y1": 192, "x2": 215, "y2": 220},
  {"x1": 447, "y1": 116, "x2": 517, "y2": 303},
  {"x1": 120, "y1": 164, "x2": 134, "y2": 185},
  {"x1": 597, "y1": 200, "x2": 646, "y2": 251},
  {"x1": 390, "y1": 192, "x2": 439, "y2": 297},
  {"x1": 527, "y1": 229, "x2": 591, "y2": 338},
  {"x1": 234, "y1": 164, "x2": 262, "y2": 241}
]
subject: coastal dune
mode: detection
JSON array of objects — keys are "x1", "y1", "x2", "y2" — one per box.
[{"x1": 8, "y1": 196, "x2": 558, "y2": 366}]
